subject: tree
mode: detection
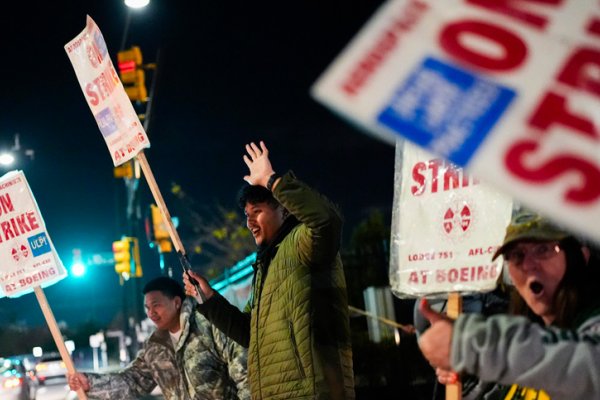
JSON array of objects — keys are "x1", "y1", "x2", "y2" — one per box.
[
  {"x1": 169, "y1": 182, "x2": 255, "y2": 279},
  {"x1": 343, "y1": 209, "x2": 391, "y2": 303}
]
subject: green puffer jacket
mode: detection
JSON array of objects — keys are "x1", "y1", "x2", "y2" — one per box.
[
  {"x1": 200, "y1": 171, "x2": 355, "y2": 399},
  {"x1": 85, "y1": 297, "x2": 250, "y2": 400}
]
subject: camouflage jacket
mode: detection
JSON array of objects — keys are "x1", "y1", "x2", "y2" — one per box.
[{"x1": 85, "y1": 297, "x2": 250, "y2": 400}]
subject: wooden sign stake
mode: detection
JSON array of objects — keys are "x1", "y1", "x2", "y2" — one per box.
[
  {"x1": 446, "y1": 292, "x2": 463, "y2": 400},
  {"x1": 34, "y1": 286, "x2": 87, "y2": 400}
]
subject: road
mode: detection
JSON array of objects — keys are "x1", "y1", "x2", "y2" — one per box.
[
  {"x1": 35, "y1": 379, "x2": 73, "y2": 400},
  {"x1": 35, "y1": 379, "x2": 164, "y2": 399}
]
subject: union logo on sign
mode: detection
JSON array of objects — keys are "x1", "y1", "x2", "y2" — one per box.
[{"x1": 441, "y1": 202, "x2": 473, "y2": 241}]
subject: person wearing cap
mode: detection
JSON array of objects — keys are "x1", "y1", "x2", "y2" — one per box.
[{"x1": 417, "y1": 209, "x2": 600, "y2": 399}]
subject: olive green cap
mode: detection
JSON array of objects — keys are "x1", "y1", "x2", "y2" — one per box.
[{"x1": 492, "y1": 210, "x2": 571, "y2": 261}]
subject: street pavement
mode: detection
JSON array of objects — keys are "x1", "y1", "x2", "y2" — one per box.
[{"x1": 35, "y1": 378, "x2": 164, "y2": 400}]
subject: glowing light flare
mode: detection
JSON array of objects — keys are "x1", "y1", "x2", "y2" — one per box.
[
  {"x1": 71, "y1": 262, "x2": 86, "y2": 277},
  {"x1": 124, "y1": 0, "x2": 150, "y2": 9},
  {"x1": 2, "y1": 376, "x2": 23, "y2": 389},
  {"x1": 0, "y1": 152, "x2": 15, "y2": 166}
]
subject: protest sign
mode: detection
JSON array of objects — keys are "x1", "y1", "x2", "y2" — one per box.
[
  {"x1": 64, "y1": 15, "x2": 150, "y2": 166},
  {"x1": 389, "y1": 141, "x2": 512, "y2": 297},
  {"x1": 312, "y1": 0, "x2": 600, "y2": 244},
  {"x1": 0, "y1": 170, "x2": 87, "y2": 399},
  {"x1": 65, "y1": 17, "x2": 206, "y2": 302},
  {"x1": 0, "y1": 170, "x2": 66, "y2": 297}
]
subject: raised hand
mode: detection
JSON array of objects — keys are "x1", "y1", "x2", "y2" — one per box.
[
  {"x1": 417, "y1": 298, "x2": 455, "y2": 370},
  {"x1": 243, "y1": 141, "x2": 275, "y2": 187}
]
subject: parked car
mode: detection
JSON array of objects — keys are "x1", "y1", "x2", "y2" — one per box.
[
  {"x1": 34, "y1": 353, "x2": 67, "y2": 385},
  {"x1": 0, "y1": 357, "x2": 37, "y2": 400}
]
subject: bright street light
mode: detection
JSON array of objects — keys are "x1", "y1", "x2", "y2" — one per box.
[
  {"x1": 71, "y1": 262, "x2": 87, "y2": 277},
  {"x1": 124, "y1": 0, "x2": 150, "y2": 9},
  {"x1": 0, "y1": 152, "x2": 15, "y2": 166}
]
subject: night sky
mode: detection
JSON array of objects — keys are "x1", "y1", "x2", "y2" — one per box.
[{"x1": 0, "y1": 0, "x2": 395, "y2": 327}]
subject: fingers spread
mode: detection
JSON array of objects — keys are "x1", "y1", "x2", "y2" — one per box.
[
  {"x1": 259, "y1": 141, "x2": 268, "y2": 154},
  {"x1": 249, "y1": 142, "x2": 261, "y2": 157}
]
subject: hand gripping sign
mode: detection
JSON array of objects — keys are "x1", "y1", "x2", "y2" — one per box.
[
  {"x1": 312, "y1": 0, "x2": 600, "y2": 245},
  {"x1": 65, "y1": 16, "x2": 205, "y2": 301},
  {"x1": 0, "y1": 170, "x2": 86, "y2": 400}
]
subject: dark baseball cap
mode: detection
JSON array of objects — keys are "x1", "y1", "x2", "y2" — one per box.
[{"x1": 492, "y1": 210, "x2": 571, "y2": 261}]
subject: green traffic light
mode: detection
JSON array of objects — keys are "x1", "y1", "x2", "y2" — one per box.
[{"x1": 71, "y1": 262, "x2": 86, "y2": 277}]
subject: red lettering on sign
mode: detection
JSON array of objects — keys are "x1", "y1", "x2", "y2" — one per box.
[
  {"x1": 433, "y1": 264, "x2": 499, "y2": 284},
  {"x1": 587, "y1": 18, "x2": 600, "y2": 36},
  {"x1": 505, "y1": 140, "x2": 600, "y2": 203},
  {"x1": 557, "y1": 48, "x2": 600, "y2": 97},
  {"x1": 440, "y1": 20, "x2": 527, "y2": 71},
  {"x1": 85, "y1": 83, "x2": 100, "y2": 107},
  {"x1": 0, "y1": 211, "x2": 39, "y2": 243},
  {"x1": 466, "y1": 0, "x2": 563, "y2": 29},
  {"x1": 340, "y1": 0, "x2": 429, "y2": 96},
  {"x1": 0, "y1": 193, "x2": 14, "y2": 215},
  {"x1": 411, "y1": 158, "x2": 478, "y2": 196},
  {"x1": 528, "y1": 92, "x2": 598, "y2": 141}
]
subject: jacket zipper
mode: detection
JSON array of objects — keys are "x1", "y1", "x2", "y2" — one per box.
[{"x1": 255, "y1": 265, "x2": 264, "y2": 399}]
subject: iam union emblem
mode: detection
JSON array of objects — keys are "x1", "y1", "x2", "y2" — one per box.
[
  {"x1": 11, "y1": 244, "x2": 30, "y2": 263},
  {"x1": 441, "y1": 201, "x2": 473, "y2": 241}
]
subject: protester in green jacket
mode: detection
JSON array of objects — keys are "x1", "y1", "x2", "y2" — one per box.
[
  {"x1": 67, "y1": 277, "x2": 250, "y2": 400},
  {"x1": 184, "y1": 141, "x2": 355, "y2": 399}
]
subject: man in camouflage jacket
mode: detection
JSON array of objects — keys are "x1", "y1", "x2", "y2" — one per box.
[{"x1": 68, "y1": 277, "x2": 250, "y2": 400}]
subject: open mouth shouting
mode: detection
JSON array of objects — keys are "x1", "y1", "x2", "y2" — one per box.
[{"x1": 529, "y1": 280, "x2": 544, "y2": 297}]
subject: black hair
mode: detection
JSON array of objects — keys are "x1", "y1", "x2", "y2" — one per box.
[
  {"x1": 510, "y1": 236, "x2": 600, "y2": 328},
  {"x1": 142, "y1": 276, "x2": 185, "y2": 301},
  {"x1": 237, "y1": 184, "x2": 280, "y2": 210}
]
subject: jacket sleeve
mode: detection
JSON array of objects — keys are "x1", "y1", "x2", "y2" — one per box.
[
  {"x1": 273, "y1": 171, "x2": 342, "y2": 265},
  {"x1": 85, "y1": 349, "x2": 156, "y2": 399},
  {"x1": 211, "y1": 324, "x2": 251, "y2": 400},
  {"x1": 196, "y1": 291, "x2": 251, "y2": 347},
  {"x1": 451, "y1": 313, "x2": 600, "y2": 400}
]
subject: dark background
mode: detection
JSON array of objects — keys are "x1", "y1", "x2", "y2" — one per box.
[{"x1": 0, "y1": 0, "x2": 398, "y2": 327}]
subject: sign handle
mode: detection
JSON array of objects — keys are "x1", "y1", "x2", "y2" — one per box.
[
  {"x1": 446, "y1": 292, "x2": 462, "y2": 400},
  {"x1": 136, "y1": 150, "x2": 206, "y2": 302},
  {"x1": 34, "y1": 286, "x2": 87, "y2": 400}
]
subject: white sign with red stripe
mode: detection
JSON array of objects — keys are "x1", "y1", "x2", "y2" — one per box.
[
  {"x1": 0, "y1": 171, "x2": 66, "y2": 298},
  {"x1": 389, "y1": 142, "x2": 512, "y2": 297},
  {"x1": 312, "y1": 0, "x2": 600, "y2": 243},
  {"x1": 65, "y1": 15, "x2": 150, "y2": 166}
]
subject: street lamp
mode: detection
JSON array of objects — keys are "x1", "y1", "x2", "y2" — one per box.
[
  {"x1": 120, "y1": 0, "x2": 150, "y2": 51},
  {"x1": 0, "y1": 152, "x2": 15, "y2": 166},
  {"x1": 124, "y1": 0, "x2": 149, "y2": 9},
  {"x1": 0, "y1": 134, "x2": 34, "y2": 170}
]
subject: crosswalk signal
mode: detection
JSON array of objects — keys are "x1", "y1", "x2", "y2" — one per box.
[{"x1": 117, "y1": 46, "x2": 147, "y2": 103}]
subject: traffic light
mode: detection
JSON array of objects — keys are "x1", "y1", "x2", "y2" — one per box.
[
  {"x1": 150, "y1": 204, "x2": 173, "y2": 253},
  {"x1": 112, "y1": 237, "x2": 143, "y2": 278},
  {"x1": 131, "y1": 237, "x2": 142, "y2": 278},
  {"x1": 117, "y1": 46, "x2": 147, "y2": 103},
  {"x1": 113, "y1": 161, "x2": 133, "y2": 179},
  {"x1": 113, "y1": 238, "x2": 131, "y2": 276}
]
